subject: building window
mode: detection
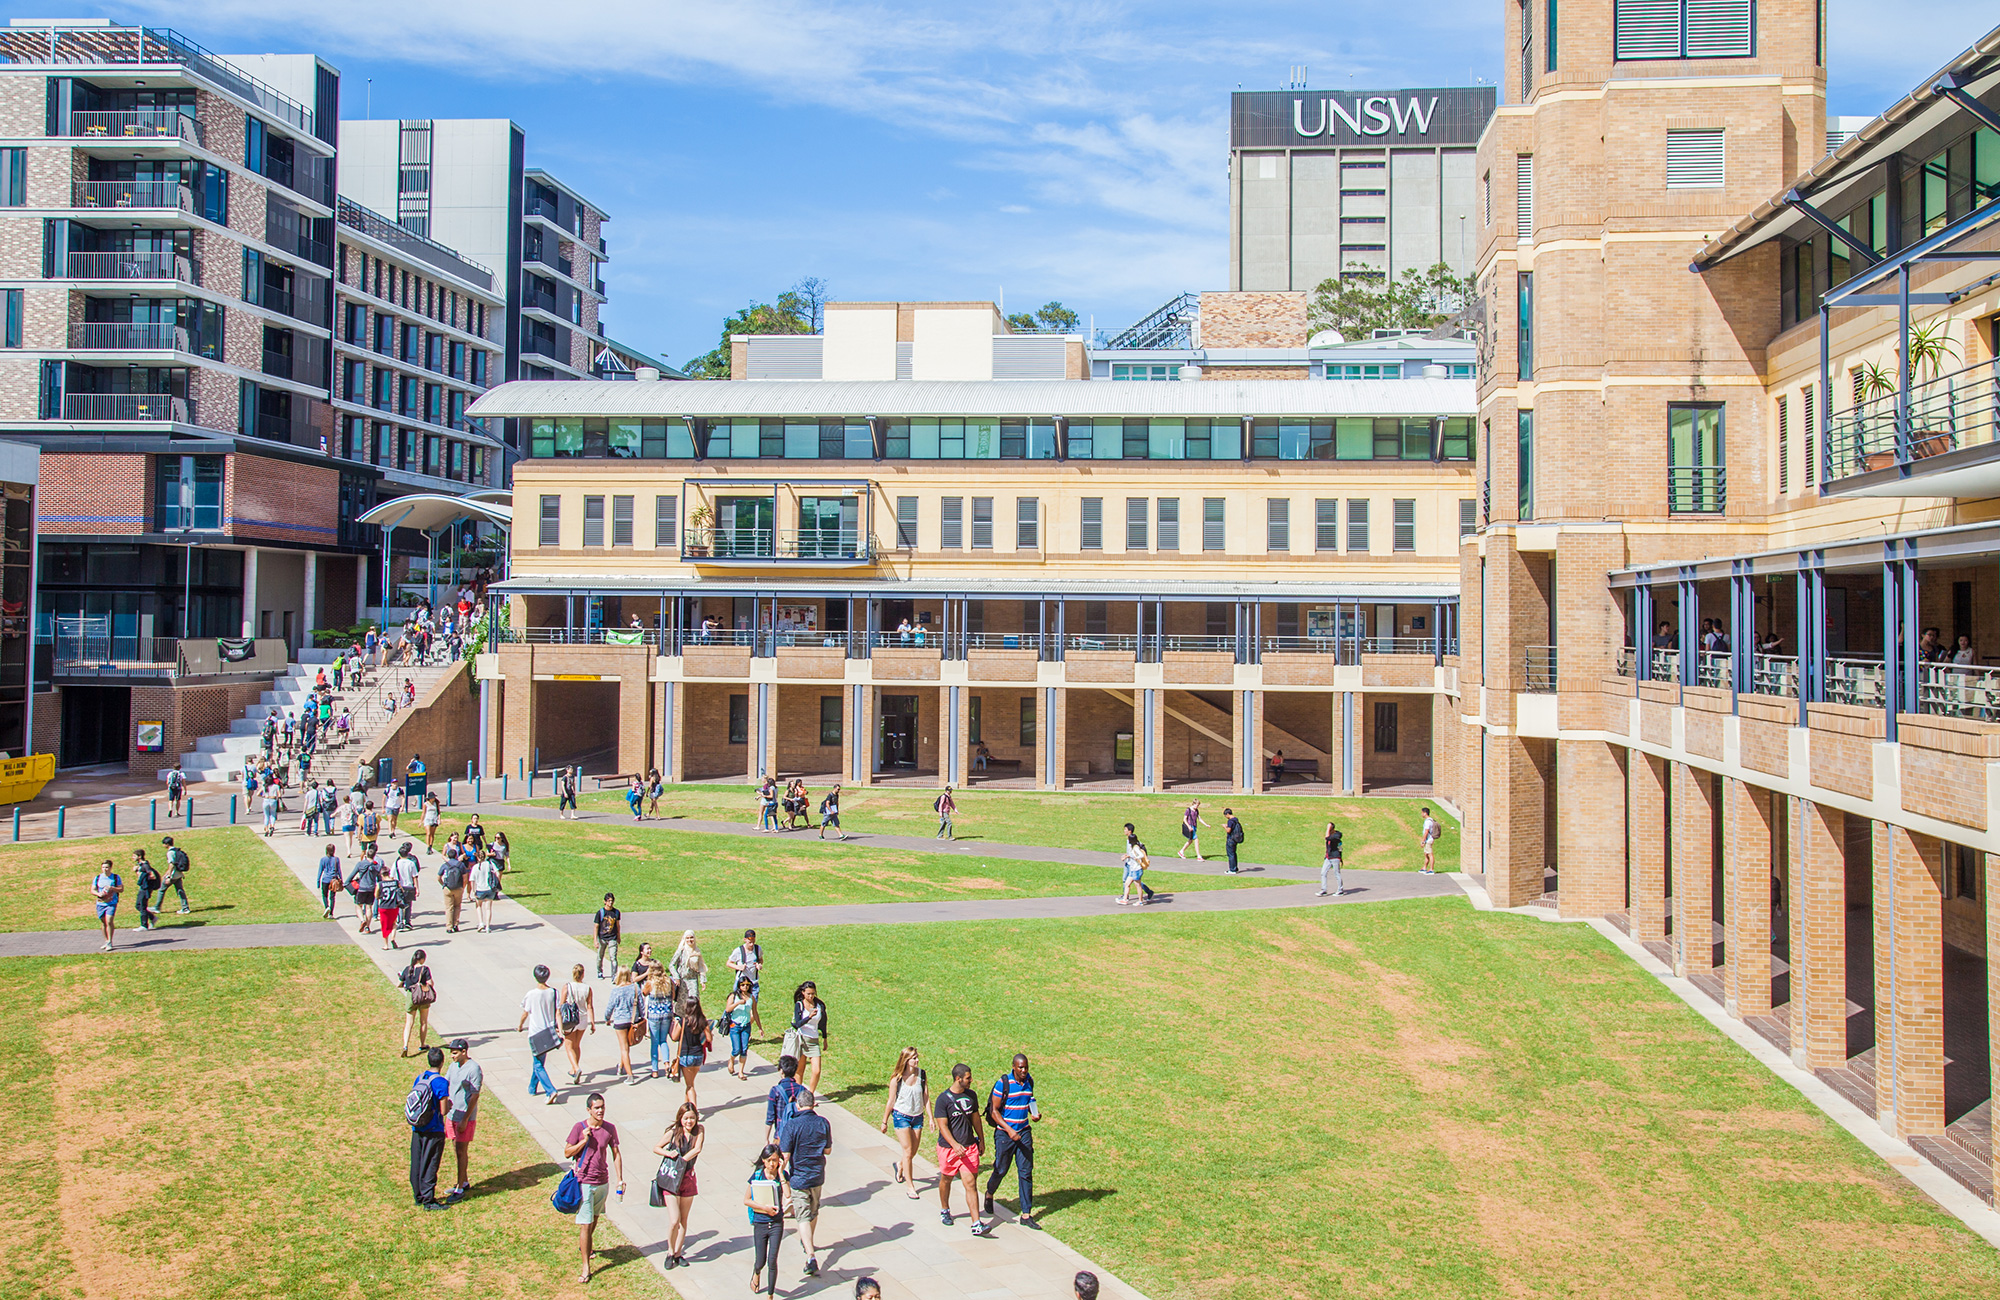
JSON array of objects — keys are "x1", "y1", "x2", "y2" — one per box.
[
  {"x1": 968, "y1": 694, "x2": 982, "y2": 743},
  {"x1": 155, "y1": 455, "x2": 223, "y2": 531},
  {"x1": 1515, "y1": 154, "x2": 1533, "y2": 240},
  {"x1": 1393, "y1": 499, "x2": 1416, "y2": 552},
  {"x1": 1, "y1": 289, "x2": 19, "y2": 349},
  {"x1": 941, "y1": 497, "x2": 963, "y2": 549},
  {"x1": 1126, "y1": 498, "x2": 1148, "y2": 551},
  {"x1": 1665, "y1": 129, "x2": 1725, "y2": 188},
  {"x1": 1202, "y1": 498, "x2": 1225, "y2": 552},
  {"x1": 1947, "y1": 842, "x2": 1980, "y2": 901},
  {"x1": 611, "y1": 495, "x2": 634, "y2": 546},
  {"x1": 1460, "y1": 498, "x2": 1477, "y2": 538},
  {"x1": 728, "y1": 694, "x2": 748, "y2": 745},
  {"x1": 1085, "y1": 601, "x2": 1107, "y2": 634},
  {"x1": 654, "y1": 495, "x2": 677, "y2": 548},
  {"x1": 1518, "y1": 410, "x2": 1535, "y2": 519},
  {"x1": 1020, "y1": 695, "x2": 1036, "y2": 748},
  {"x1": 1080, "y1": 498, "x2": 1103, "y2": 550},
  {"x1": 1110, "y1": 363, "x2": 1178, "y2": 380},
  {"x1": 896, "y1": 496, "x2": 918, "y2": 547},
  {"x1": 1347, "y1": 499, "x2": 1370, "y2": 552},
  {"x1": 1517, "y1": 272, "x2": 1534, "y2": 379},
  {"x1": 1315, "y1": 499, "x2": 1339, "y2": 552},
  {"x1": 1156, "y1": 498, "x2": 1179, "y2": 551},
  {"x1": 1483, "y1": 170, "x2": 1492, "y2": 227},
  {"x1": 971, "y1": 497, "x2": 993, "y2": 549},
  {"x1": 1266, "y1": 498, "x2": 1290, "y2": 552},
  {"x1": 1016, "y1": 497, "x2": 1039, "y2": 548},
  {"x1": 819, "y1": 696, "x2": 842, "y2": 747},
  {"x1": 1520, "y1": 0, "x2": 1533, "y2": 101},
  {"x1": 0, "y1": 148, "x2": 24, "y2": 206},
  {"x1": 1801, "y1": 384, "x2": 1816, "y2": 486},
  {"x1": 1614, "y1": 0, "x2": 1754, "y2": 60},
  {"x1": 1776, "y1": 394, "x2": 1789, "y2": 496},
  {"x1": 1374, "y1": 701, "x2": 1399, "y2": 753},
  {"x1": 1547, "y1": 0, "x2": 1559, "y2": 70},
  {"x1": 582, "y1": 495, "x2": 605, "y2": 547},
  {"x1": 1668, "y1": 403, "x2": 1725, "y2": 512},
  {"x1": 1328, "y1": 363, "x2": 1399, "y2": 379},
  {"x1": 538, "y1": 495, "x2": 560, "y2": 546}
]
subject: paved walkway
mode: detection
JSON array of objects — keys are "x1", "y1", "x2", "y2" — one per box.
[
  {"x1": 257, "y1": 830, "x2": 1153, "y2": 1300},
  {"x1": 0, "y1": 918, "x2": 349, "y2": 957}
]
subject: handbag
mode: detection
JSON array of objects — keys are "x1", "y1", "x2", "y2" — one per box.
[
  {"x1": 410, "y1": 981, "x2": 437, "y2": 1008},
  {"x1": 528, "y1": 1025, "x2": 561, "y2": 1057},
  {"x1": 781, "y1": 1029, "x2": 800, "y2": 1061},
  {"x1": 551, "y1": 1166, "x2": 583, "y2": 1215},
  {"x1": 656, "y1": 1151, "x2": 689, "y2": 1197}
]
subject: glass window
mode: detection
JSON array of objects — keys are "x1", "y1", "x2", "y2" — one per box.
[
  {"x1": 1080, "y1": 498, "x2": 1103, "y2": 550},
  {"x1": 1439, "y1": 417, "x2": 1474, "y2": 460},
  {"x1": 1251, "y1": 420, "x2": 1278, "y2": 459},
  {"x1": 538, "y1": 495, "x2": 560, "y2": 546},
  {"x1": 1266, "y1": 499, "x2": 1290, "y2": 552},
  {"x1": 1089, "y1": 418, "x2": 1124, "y2": 460},
  {"x1": 1517, "y1": 272, "x2": 1534, "y2": 379},
  {"x1": 1373, "y1": 418, "x2": 1404, "y2": 459},
  {"x1": 1111, "y1": 362, "x2": 1179, "y2": 380},
  {"x1": 1124, "y1": 420, "x2": 1150, "y2": 460},
  {"x1": 909, "y1": 418, "x2": 940, "y2": 459},
  {"x1": 1202, "y1": 498, "x2": 1225, "y2": 551},
  {"x1": 1000, "y1": 420, "x2": 1026, "y2": 459},
  {"x1": 724, "y1": 419, "x2": 760, "y2": 458},
  {"x1": 1210, "y1": 419, "x2": 1242, "y2": 460},
  {"x1": 1027, "y1": 420, "x2": 1056, "y2": 459},
  {"x1": 845, "y1": 421, "x2": 873, "y2": 458},
  {"x1": 1334, "y1": 418, "x2": 1373, "y2": 460},
  {"x1": 607, "y1": 419, "x2": 641, "y2": 458},
  {"x1": 552, "y1": 419, "x2": 583, "y2": 458},
  {"x1": 1402, "y1": 418, "x2": 1433, "y2": 460},
  {"x1": 582, "y1": 495, "x2": 605, "y2": 546},
  {"x1": 1668, "y1": 403, "x2": 1725, "y2": 513},
  {"x1": 728, "y1": 694, "x2": 748, "y2": 744},
  {"x1": 1517, "y1": 410, "x2": 1534, "y2": 520},
  {"x1": 885, "y1": 419, "x2": 912, "y2": 458},
  {"x1": 760, "y1": 419, "x2": 785, "y2": 458},
  {"x1": 940, "y1": 418, "x2": 965, "y2": 459},
  {"x1": 1148, "y1": 419, "x2": 1185, "y2": 460},
  {"x1": 1019, "y1": 696, "x2": 1036, "y2": 747},
  {"x1": 1276, "y1": 421, "x2": 1311, "y2": 460},
  {"x1": 784, "y1": 421, "x2": 818, "y2": 458},
  {"x1": 819, "y1": 696, "x2": 842, "y2": 747},
  {"x1": 966, "y1": 419, "x2": 1000, "y2": 459}
]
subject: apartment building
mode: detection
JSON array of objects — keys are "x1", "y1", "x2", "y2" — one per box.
[
  {"x1": 468, "y1": 299, "x2": 1477, "y2": 791},
  {"x1": 1448, "y1": 1, "x2": 2000, "y2": 1203}
]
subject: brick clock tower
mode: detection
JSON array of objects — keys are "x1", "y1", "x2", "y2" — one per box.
[{"x1": 1453, "y1": 0, "x2": 1826, "y2": 912}]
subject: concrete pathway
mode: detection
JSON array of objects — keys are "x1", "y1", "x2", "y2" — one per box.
[
  {"x1": 0, "y1": 918, "x2": 348, "y2": 957},
  {"x1": 257, "y1": 829, "x2": 1152, "y2": 1300}
]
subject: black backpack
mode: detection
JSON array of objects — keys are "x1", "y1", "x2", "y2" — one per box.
[
  {"x1": 559, "y1": 991, "x2": 582, "y2": 1031},
  {"x1": 1227, "y1": 819, "x2": 1245, "y2": 846},
  {"x1": 439, "y1": 859, "x2": 465, "y2": 891}
]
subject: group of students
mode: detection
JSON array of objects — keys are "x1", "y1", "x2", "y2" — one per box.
[
  {"x1": 86, "y1": 836, "x2": 193, "y2": 949},
  {"x1": 314, "y1": 815, "x2": 511, "y2": 952},
  {"x1": 753, "y1": 777, "x2": 850, "y2": 839}
]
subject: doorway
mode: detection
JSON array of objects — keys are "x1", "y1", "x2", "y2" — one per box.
[
  {"x1": 881, "y1": 599, "x2": 914, "y2": 635},
  {"x1": 878, "y1": 694, "x2": 918, "y2": 769},
  {"x1": 60, "y1": 685, "x2": 131, "y2": 768}
]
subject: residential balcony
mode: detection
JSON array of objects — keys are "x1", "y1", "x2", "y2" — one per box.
[
  {"x1": 67, "y1": 321, "x2": 187, "y2": 351},
  {"x1": 72, "y1": 179, "x2": 191, "y2": 212},
  {"x1": 64, "y1": 250, "x2": 197, "y2": 284},
  {"x1": 60, "y1": 393, "x2": 188, "y2": 421},
  {"x1": 66, "y1": 108, "x2": 204, "y2": 147},
  {"x1": 1525, "y1": 645, "x2": 1558, "y2": 693},
  {"x1": 1824, "y1": 355, "x2": 2000, "y2": 497},
  {"x1": 682, "y1": 528, "x2": 875, "y2": 565}
]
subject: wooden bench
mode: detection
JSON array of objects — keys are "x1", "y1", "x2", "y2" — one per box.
[
  {"x1": 589, "y1": 773, "x2": 646, "y2": 790},
  {"x1": 974, "y1": 756, "x2": 1024, "y2": 772},
  {"x1": 1267, "y1": 758, "x2": 1321, "y2": 785}
]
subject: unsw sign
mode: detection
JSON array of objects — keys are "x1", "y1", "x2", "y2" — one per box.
[{"x1": 1230, "y1": 87, "x2": 1495, "y2": 149}]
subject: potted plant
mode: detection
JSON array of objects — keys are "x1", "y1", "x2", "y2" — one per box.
[
  {"x1": 685, "y1": 503, "x2": 713, "y2": 557},
  {"x1": 1904, "y1": 319, "x2": 1960, "y2": 460},
  {"x1": 1856, "y1": 361, "x2": 1898, "y2": 471}
]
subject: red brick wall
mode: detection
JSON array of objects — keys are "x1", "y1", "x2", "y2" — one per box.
[
  {"x1": 40, "y1": 453, "x2": 148, "y2": 534},
  {"x1": 227, "y1": 454, "x2": 341, "y2": 547}
]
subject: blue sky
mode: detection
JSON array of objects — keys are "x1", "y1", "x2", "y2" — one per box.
[{"x1": 77, "y1": 1, "x2": 2000, "y2": 367}]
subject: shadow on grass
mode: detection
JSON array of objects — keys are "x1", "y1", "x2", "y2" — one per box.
[
  {"x1": 589, "y1": 1243, "x2": 649, "y2": 1277},
  {"x1": 467, "y1": 1160, "x2": 564, "y2": 1199},
  {"x1": 824, "y1": 1081, "x2": 883, "y2": 1104},
  {"x1": 1037, "y1": 1186, "x2": 1118, "y2": 1219}
]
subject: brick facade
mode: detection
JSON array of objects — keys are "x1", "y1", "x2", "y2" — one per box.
[{"x1": 1196, "y1": 291, "x2": 1308, "y2": 348}]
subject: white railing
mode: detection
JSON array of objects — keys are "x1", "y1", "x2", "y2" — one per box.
[
  {"x1": 1751, "y1": 654, "x2": 1799, "y2": 698},
  {"x1": 1824, "y1": 656, "x2": 1885, "y2": 708},
  {"x1": 1918, "y1": 662, "x2": 2000, "y2": 721}
]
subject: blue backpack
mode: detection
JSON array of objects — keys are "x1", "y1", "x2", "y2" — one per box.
[{"x1": 551, "y1": 1166, "x2": 584, "y2": 1215}]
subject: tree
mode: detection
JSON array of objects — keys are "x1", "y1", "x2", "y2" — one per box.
[
  {"x1": 683, "y1": 279, "x2": 824, "y2": 379},
  {"x1": 1308, "y1": 262, "x2": 1473, "y2": 341},
  {"x1": 1004, "y1": 301, "x2": 1081, "y2": 334}
]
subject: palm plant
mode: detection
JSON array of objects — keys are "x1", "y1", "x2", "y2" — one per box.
[{"x1": 1904, "y1": 318, "x2": 1960, "y2": 383}]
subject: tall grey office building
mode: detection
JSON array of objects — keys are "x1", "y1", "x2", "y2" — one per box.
[{"x1": 1230, "y1": 87, "x2": 1496, "y2": 291}]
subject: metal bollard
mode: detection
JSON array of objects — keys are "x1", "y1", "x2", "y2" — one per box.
[
  {"x1": 475, "y1": 776, "x2": 482, "y2": 805},
  {"x1": 10, "y1": 806, "x2": 17, "y2": 841},
  {"x1": 517, "y1": 756, "x2": 524, "y2": 779},
  {"x1": 501, "y1": 774, "x2": 508, "y2": 801},
  {"x1": 229, "y1": 795, "x2": 237, "y2": 825},
  {"x1": 108, "y1": 803, "x2": 116, "y2": 835},
  {"x1": 186, "y1": 795, "x2": 194, "y2": 827},
  {"x1": 447, "y1": 779, "x2": 454, "y2": 807},
  {"x1": 528, "y1": 770, "x2": 535, "y2": 799},
  {"x1": 466, "y1": 759, "x2": 474, "y2": 781},
  {"x1": 56, "y1": 806, "x2": 64, "y2": 838},
  {"x1": 150, "y1": 798, "x2": 158, "y2": 831}
]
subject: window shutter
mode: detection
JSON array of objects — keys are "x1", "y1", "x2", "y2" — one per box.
[
  {"x1": 1080, "y1": 498, "x2": 1103, "y2": 550},
  {"x1": 1393, "y1": 499, "x2": 1416, "y2": 552},
  {"x1": 539, "y1": 496, "x2": 560, "y2": 546},
  {"x1": 1459, "y1": 498, "x2": 1477, "y2": 538},
  {"x1": 655, "y1": 495, "x2": 677, "y2": 548},
  {"x1": 941, "y1": 496, "x2": 963, "y2": 549},
  {"x1": 1515, "y1": 154, "x2": 1533, "y2": 239},
  {"x1": 1684, "y1": 0, "x2": 1753, "y2": 56},
  {"x1": 611, "y1": 495, "x2": 633, "y2": 547},
  {"x1": 1665, "y1": 129, "x2": 1724, "y2": 188},
  {"x1": 1614, "y1": 0, "x2": 1683, "y2": 58},
  {"x1": 971, "y1": 497, "x2": 993, "y2": 549},
  {"x1": 1347, "y1": 499, "x2": 1370, "y2": 552},
  {"x1": 1156, "y1": 498, "x2": 1179, "y2": 551},
  {"x1": 1266, "y1": 498, "x2": 1290, "y2": 552},
  {"x1": 582, "y1": 495, "x2": 604, "y2": 547},
  {"x1": 1483, "y1": 171, "x2": 1492, "y2": 226},
  {"x1": 1315, "y1": 498, "x2": 1340, "y2": 551},
  {"x1": 1202, "y1": 497, "x2": 1225, "y2": 552},
  {"x1": 1801, "y1": 385, "x2": 1815, "y2": 487},
  {"x1": 1015, "y1": 497, "x2": 1038, "y2": 549},
  {"x1": 895, "y1": 495, "x2": 918, "y2": 547},
  {"x1": 1125, "y1": 498, "x2": 1148, "y2": 551},
  {"x1": 1776, "y1": 395, "x2": 1789, "y2": 496}
]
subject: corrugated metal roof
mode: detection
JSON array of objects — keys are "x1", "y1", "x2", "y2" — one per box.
[
  {"x1": 493, "y1": 573, "x2": 1459, "y2": 600},
  {"x1": 469, "y1": 377, "x2": 1474, "y2": 420}
]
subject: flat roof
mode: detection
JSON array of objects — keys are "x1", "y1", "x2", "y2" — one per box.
[
  {"x1": 494, "y1": 574, "x2": 1460, "y2": 601},
  {"x1": 470, "y1": 378, "x2": 1475, "y2": 420}
]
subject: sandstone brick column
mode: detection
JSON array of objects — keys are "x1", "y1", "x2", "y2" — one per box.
[
  {"x1": 617, "y1": 664, "x2": 650, "y2": 777},
  {"x1": 1457, "y1": 715, "x2": 1485, "y2": 878},
  {"x1": 1879, "y1": 825, "x2": 1944, "y2": 1138},
  {"x1": 1045, "y1": 687, "x2": 1067, "y2": 790},
  {"x1": 661, "y1": 681, "x2": 685, "y2": 783},
  {"x1": 1671, "y1": 763, "x2": 1715, "y2": 978},
  {"x1": 1722, "y1": 778, "x2": 1775, "y2": 1018},
  {"x1": 1130, "y1": 690, "x2": 1146, "y2": 792},
  {"x1": 1032, "y1": 686, "x2": 1051, "y2": 789},
  {"x1": 1790, "y1": 799, "x2": 1847, "y2": 1068},
  {"x1": 1987, "y1": 850, "x2": 2000, "y2": 1196},
  {"x1": 1486, "y1": 735, "x2": 1549, "y2": 908},
  {"x1": 1629, "y1": 751, "x2": 1668, "y2": 941},
  {"x1": 942, "y1": 686, "x2": 968, "y2": 790},
  {"x1": 1348, "y1": 693, "x2": 1366, "y2": 795},
  {"x1": 851, "y1": 686, "x2": 877, "y2": 787},
  {"x1": 1329, "y1": 693, "x2": 1350, "y2": 794},
  {"x1": 1233, "y1": 690, "x2": 1262, "y2": 794},
  {"x1": 751, "y1": 683, "x2": 773, "y2": 783},
  {"x1": 1556, "y1": 739, "x2": 1624, "y2": 918}
]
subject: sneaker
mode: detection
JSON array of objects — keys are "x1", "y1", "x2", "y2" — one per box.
[
  {"x1": 1113, "y1": 897, "x2": 1127, "y2": 905},
  {"x1": 1316, "y1": 889, "x2": 1329, "y2": 896},
  {"x1": 803, "y1": 1259, "x2": 819, "y2": 1278},
  {"x1": 177, "y1": 907, "x2": 189, "y2": 914},
  {"x1": 983, "y1": 1195, "x2": 995, "y2": 1215},
  {"x1": 970, "y1": 1220, "x2": 993, "y2": 1237},
  {"x1": 99, "y1": 941, "x2": 112, "y2": 952},
  {"x1": 420, "y1": 1200, "x2": 449, "y2": 1212},
  {"x1": 1020, "y1": 1214, "x2": 1042, "y2": 1230},
  {"x1": 940, "y1": 1209, "x2": 953, "y2": 1226}
]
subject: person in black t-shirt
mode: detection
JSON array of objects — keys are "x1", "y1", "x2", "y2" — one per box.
[{"x1": 933, "y1": 1063, "x2": 991, "y2": 1236}]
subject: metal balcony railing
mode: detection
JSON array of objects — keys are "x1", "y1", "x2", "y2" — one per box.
[
  {"x1": 1651, "y1": 648, "x2": 1680, "y2": 682},
  {"x1": 60, "y1": 393, "x2": 187, "y2": 421},
  {"x1": 873, "y1": 630, "x2": 944, "y2": 650},
  {"x1": 1524, "y1": 645, "x2": 1557, "y2": 693},
  {"x1": 1159, "y1": 635, "x2": 1235, "y2": 653},
  {"x1": 964, "y1": 632, "x2": 1046, "y2": 652},
  {"x1": 1918, "y1": 662, "x2": 2000, "y2": 721},
  {"x1": 1667, "y1": 466, "x2": 1726, "y2": 513},
  {"x1": 1827, "y1": 356, "x2": 2000, "y2": 481},
  {"x1": 1696, "y1": 650, "x2": 1730, "y2": 689},
  {"x1": 494, "y1": 626, "x2": 667, "y2": 647},
  {"x1": 70, "y1": 321, "x2": 186, "y2": 351},
  {"x1": 683, "y1": 628, "x2": 758, "y2": 648},
  {"x1": 682, "y1": 528, "x2": 874, "y2": 562},
  {"x1": 1751, "y1": 654, "x2": 1799, "y2": 698},
  {"x1": 72, "y1": 179, "x2": 191, "y2": 211},
  {"x1": 1824, "y1": 656, "x2": 1886, "y2": 708},
  {"x1": 64, "y1": 250, "x2": 195, "y2": 282},
  {"x1": 1066, "y1": 634, "x2": 1140, "y2": 653},
  {"x1": 1259, "y1": 636, "x2": 1347, "y2": 656},
  {"x1": 68, "y1": 109, "x2": 204, "y2": 146}
]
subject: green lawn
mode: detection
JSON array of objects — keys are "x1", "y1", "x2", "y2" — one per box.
[
  {"x1": 0, "y1": 827, "x2": 323, "y2": 933},
  {"x1": 526, "y1": 784, "x2": 1456, "y2": 872},
  {"x1": 0, "y1": 947, "x2": 665, "y2": 1300},
  {"x1": 734, "y1": 900, "x2": 1999, "y2": 1300},
  {"x1": 472, "y1": 816, "x2": 1273, "y2": 916}
]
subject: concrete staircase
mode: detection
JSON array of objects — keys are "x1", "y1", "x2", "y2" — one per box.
[
  {"x1": 1106, "y1": 688, "x2": 1332, "y2": 773},
  {"x1": 163, "y1": 648, "x2": 458, "y2": 783}
]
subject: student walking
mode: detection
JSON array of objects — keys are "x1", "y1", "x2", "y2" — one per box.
[
  {"x1": 723, "y1": 977, "x2": 756, "y2": 1078},
  {"x1": 133, "y1": 850, "x2": 161, "y2": 931},
  {"x1": 519, "y1": 964, "x2": 562, "y2": 1105},
  {"x1": 789, "y1": 981, "x2": 829, "y2": 1096},
  {"x1": 159, "y1": 836, "x2": 192, "y2": 914},
  {"x1": 407, "y1": 1045, "x2": 451, "y2": 1211},
  {"x1": 422, "y1": 793, "x2": 442, "y2": 852},
  {"x1": 374, "y1": 852, "x2": 407, "y2": 950},
  {"x1": 880, "y1": 1046, "x2": 928, "y2": 1198},
  {"x1": 348, "y1": 848, "x2": 381, "y2": 934},
  {"x1": 165, "y1": 764, "x2": 186, "y2": 818},
  {"x1": 605, "y1": 968, "x2": 641, "y2": 1085},
  {"x1": 1177, "y1": 800, "x2": 1211, "y2": 859},
  {"x1": 757, "y1": 778, "x2": 781, "y2": 833},
  {"x1": 763, "y1": 1056, "x2": 807, "y2": 1144},
  {"x1": 985, "y1": 1053, "x2": 1044, "y2": 1227},
  {"x1": 1117, "y1": 837, "x2": 1157, "y2": 906},
  {"x1": 316, "y1": 843, "x2": 343, "y2": 917},
  {"x1": 625, "y1": 776, "x2": 644, "y2": 821},
  {"x1": 818, "y1": 784, "x2": 847, "y2": 839},
  {"x1": 392, "y1": 843, "x2": 421, "y2": 933},
  {"x1": 745, "y1": 1144, "x2": 789, "y2": 1297},
  {"x1": 261, "y1": 789, "x2": 279, "y2": 837},
  {"x1": 778, "y1": 1090, "x2": 834, "y2": 1279},
  {"x1": 1420, "y1": 807, "x2": 1442, "y2": 874},
  {"x1": 1075, "y1": 1272, "x2": 1101, "y2": 1300},
  {"x1": 593, "y1": 893, "x2": 622, "y2": 979},
  {"x1": 556, "y1": 766, "x2": 579, "y2": 819},
  {"x1": 934, "y1": 785, "x2": 956, "y2": 839},
  {"x1": 399, "y1": 949, "x2": 437, "y2": 1056},
  {"x1": 561, "y1": 963, "x2": 595, "y2": 1084},
  {"x1": 90, "y1": 859, "x2": 122, "y2": 951},
  {"x1": 438, "y1": 847, "x2": 467, "y2": 934},
  {"x1": 646, "y1": 768, "x2": 663, "y2": 818},
  {"x1": 385, "y1": 782, "x2": 406, "y2": 835},
  {"x1": 727, "y1": 929, "x2": 764, "y2": 1033},
  {"x1": 1222, "y1": 807, "x2": 1244, "y2": 874},
  {"x1": 563, "y1": 1093, "x2": 625, "y2": 1284},
  {"x1": 652, "y1": 1102, "x2": 704, "y2": 1269},
  {"x1": 1320, "y1": 821, "x2": 1345, "y2": 896},
  {"x1": 935, "y1": 1063, "x2": 992, "y2": 1235},
  {"x1": 469, "y1": 850, "x2": 500, "y2": 932},
  {"x1": 642, "y1": 969, "x2": 679, "y2": 1079},
  {"x1": 671, "y1": 997, "x2": 713, "y2": 1108},
  {"x1": 443, "y1": 1038, "x2": 482, "y2": 1201}
]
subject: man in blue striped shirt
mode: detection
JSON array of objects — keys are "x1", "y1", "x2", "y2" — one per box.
[{"x1": 983, "y1": 1053, "x2": 1043, "y2": 1227}]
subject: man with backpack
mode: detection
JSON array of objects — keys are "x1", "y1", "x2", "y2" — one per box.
[
  {"x1": 90, "y1": 858, "x2": 122, "y2": 951},
  {"x1": 393, "y1": 843, "x2": 422, "y2": 933},
  {"x1": 764, "y1": 1055, "x2": 807, "y2": 1144},
  {"x1": 359, "y1": 800, "x2": 381, "y2": 861},
  {"x1": 385, "y1": 781, "x2": 406, "y2": 835},
  {"x1": 556, "y1": 766, "x2": 579, "y2": 819},
  {"x1": 348, "y1": 847, "x2": 381, "y2": 935},
  {"x1": 438, "y1": 846, "x2": 467, "y2": 933},
  {"x1": 159, "y1": 836, "x2": 192, "y2": 914},
  {"x1": 1420, "y1": 807, "x2": 1442, "y2": 875},
  {"x1": 934, "y1": 785, "x2": 956, "y2": 840},
  {"x1": 1222, "y1": 807, "x2": 1244, "y2": 874},
  {"x1": 132, "y1": 849, "x2": 162, "y2": 931},
  {"x1": 985, "y1": 1053, "x2": 1044, "y2": 1228},
  {"x1": 592, "y1": 893, "x2": 621, "y2": 980},
  {"x1": 405, "y1": 1045, "x2": 451, "y2": 1210},
  {"x1": 165, "y1": 764, "x2": 186, "y2": 819},
  {"x1": 316, "y1": 843, "x2": 344, "y2": 918}
]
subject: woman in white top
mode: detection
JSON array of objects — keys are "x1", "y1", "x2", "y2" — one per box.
[
  {"x1": 517, "y1": 963, "x2": 562, "y2": 1105},
  {"x1": 670, "y1": 930, "x2": 707, "y2": 993},
  {"x1": 470, "y1": 851, "x2": 502, "y2": 932},
  {"x1": 338, "y1": 794, "x2": 359, "y2": 852},
  {"x1": 561, "y1": 961, "x2": 596, "y2": 1084},
  {"x1": 878, "y1": 1046, "x2": 928, "y2": 1198},
  {"x1": 421, "y1": 794, "x2": 443, "y2": 851}
]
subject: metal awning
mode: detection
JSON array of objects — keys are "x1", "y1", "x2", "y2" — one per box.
[{"x1": 355, "y1": 493, "x2": 512, "y2": 533}]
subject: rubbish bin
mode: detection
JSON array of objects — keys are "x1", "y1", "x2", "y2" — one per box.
[{"x1": 376, "y1": 756, "x2": 394, "y2": 788}]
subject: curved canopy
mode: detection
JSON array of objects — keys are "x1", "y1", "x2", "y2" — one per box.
[{"x1": 355, "y1": 493, "x2": 511, "y2": 533}]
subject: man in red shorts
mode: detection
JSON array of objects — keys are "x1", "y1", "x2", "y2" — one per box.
[
  {"x1": 443, "y1": 1038, "x2": 483, "y2": 1200},
  {"x1": 934, "y1": 1063, "x2": 993, "y2": 1237}
]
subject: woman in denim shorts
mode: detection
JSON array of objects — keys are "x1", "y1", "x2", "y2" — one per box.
[{"x1": 879, "y1": 1046, "x2": 928, "y2": 1197}]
